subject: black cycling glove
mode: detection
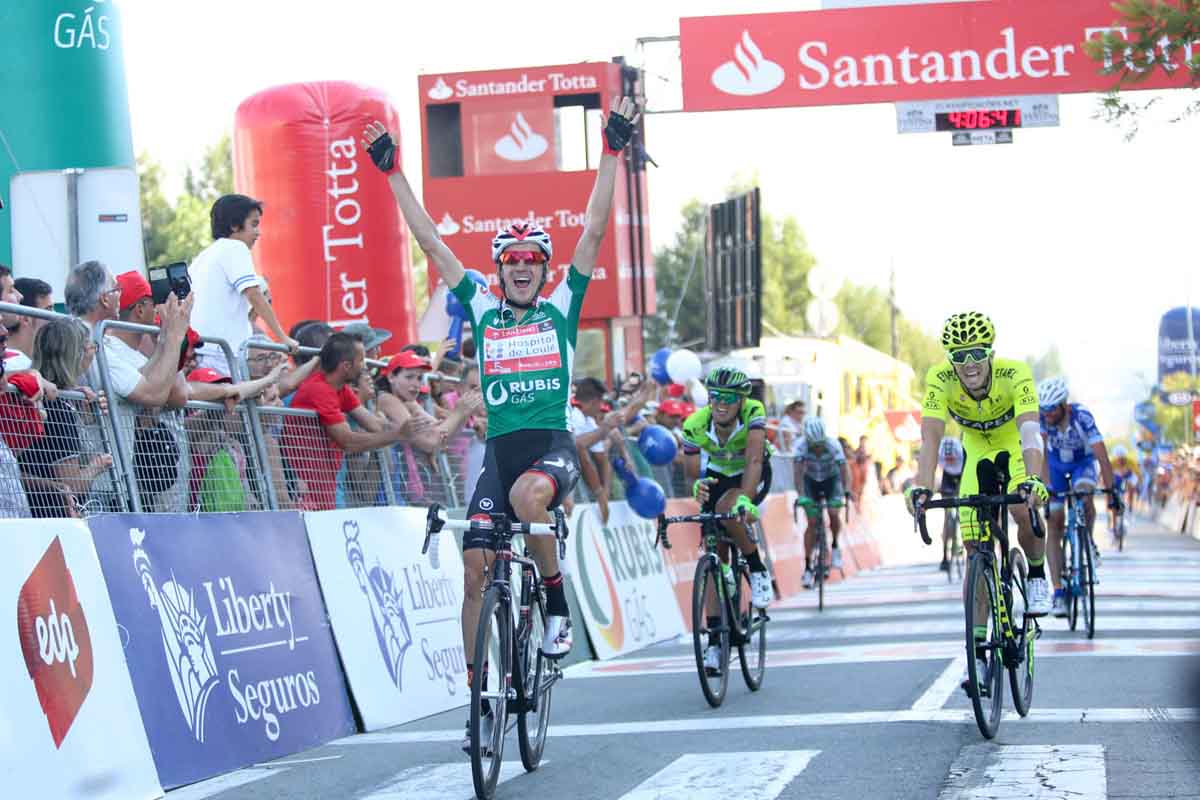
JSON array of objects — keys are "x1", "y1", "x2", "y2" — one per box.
[
  {"x1": 367, "y1": 131, "x2": 400, "y2": 174},
  {"x1": 602, "y1": 110, "x2": 636, "y2": 155}
]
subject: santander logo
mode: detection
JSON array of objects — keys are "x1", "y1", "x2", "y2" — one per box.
[
  {"x1": 711, "y1": 30, "x2": 785, "y2": 96},
  {"x1": 435, "y1": 212, "x2": 460, "y2": 236},
  {"x1": 17, "y1": 537, "x2": 95, "y2": 748},
  {"x1": 427, "y1": 77, "x2": 453, "y2": 101},
  {"x1": 494, "y1": 113, "x2": 549, "y2": 162}
]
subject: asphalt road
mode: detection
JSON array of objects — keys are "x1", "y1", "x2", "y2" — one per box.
[{"x1": 170, "y1": 515, "x2": 1200, "y2": 800}]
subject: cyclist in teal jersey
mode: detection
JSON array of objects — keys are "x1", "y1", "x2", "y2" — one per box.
[{"x1": 364, "y1": 98, "x2": 638, "y2": 752}]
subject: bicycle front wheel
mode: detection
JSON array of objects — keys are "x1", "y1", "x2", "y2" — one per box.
[
  {"x1": 471, "y1": 587, "x2": 511, "y2": 800},
  {"x1": 691, "y1": 556, "x2": 729, "y2": 708},
  {"x1": 517, "y1": 586, "x2": 552, "y2": 771},
  {"x1": 964, "y1": 553, "x2": 1004, "y2": 739},
  {"x1": 1007, "y1": 547, "x2": 1034, "y2": 717},
  {"x1": 815, "y1": 516, "x2": 827, "y2": 612},
  {"x1": 1064, "y1": 531, "x2": 1079, "y2": 632},
  {"x1": 734, "y1": 561, "x2": 767, "y2": 691},
  {"x1": 1080, "y1": 528, "x2": 1097, "y2": 640}
]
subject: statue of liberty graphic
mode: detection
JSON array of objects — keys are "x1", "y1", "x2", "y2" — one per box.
[
  {"x1": 131, "y1": 527, "x2": 220, "y2": 743},
  {"x1": 344, "y1": 520, "x2": 412, "y2": 690}
]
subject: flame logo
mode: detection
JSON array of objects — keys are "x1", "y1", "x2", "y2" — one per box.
[
  {"x1": 427, "y1": 77, "x2": 453, "y2": 101},
  {"x1": 711, "y1": 31, "x2": 785, "y2": 97},
  {"x1": 435, "y1": 212, "x2": 460, "y2": 236},
  {"x1": 494, "y1": 112, "x2": 549, "y2": 162}
]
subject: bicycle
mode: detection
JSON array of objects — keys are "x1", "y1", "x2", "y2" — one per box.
[
  {"x1": 913, "y1": 456, "x2": 1044, "y2": 740},
  {"x1": 1054, "y1": 485, "x2": 1113, "y2": 640},
  {"x1": 944, "y1": 506, "x2": 965, "y2": 583},
  {"x1": 424, "y1": 504, "x2": 568, "y2": 800},
  {"x1": 793, "y1": 495, "x2": 848, "y2": 611},
  {"x1": 656, "y1": 509, "x2": 768, "y2": 708}
]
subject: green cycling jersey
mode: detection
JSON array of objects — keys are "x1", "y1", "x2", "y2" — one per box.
[{"x1": 680, "y1": 398, "x2": 773, "y2": 477}]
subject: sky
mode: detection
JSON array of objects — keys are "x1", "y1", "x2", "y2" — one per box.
[{"x1": 118, "y1": 0, "x2": 1198, "y2": 436}]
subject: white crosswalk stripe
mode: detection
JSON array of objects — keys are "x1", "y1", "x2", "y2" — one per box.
[
  {"x1": 360, "y1": 761, "x2": 534, "y2": 799},
  {"x1": 167, "y1": 768, "x2": 288, "y2": 799},
  {"x1": 938, "y1": 744, "x2": 1106, "y2": 799},
  {"x1": 617, "y1": 751, "x2": 819, "y2": 800}
]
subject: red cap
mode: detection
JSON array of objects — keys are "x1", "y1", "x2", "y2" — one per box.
[
  {"x1": 387, "y1": 351, "x2": 433, "y2": 373},
  {"x1": 658, "y1": 399, "x2": 685, "y2": 417},
  {"x1": 116, "y1": 271, "x2": 152, "y2": 311},
  {"x1": 666, "y1": 383, "x2": 686, "y2": 398},
  {"x1": 187, "y1": 367, "x2": 232, "y2": 384},
  {"x1": 680, "y1": 402, "x2": 696, "y2": 417}
]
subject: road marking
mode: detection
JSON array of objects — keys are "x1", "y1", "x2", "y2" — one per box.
[
  {"x1": 332, "y1": 708, "x2": 1199, "y2": 746},
  {"x1": 361, "y1": 760, "x2": 533, "y2": 799},
  {"x1": 253, "y1": 754, "x2": 343, "y2": 767},
  {"x1": 771, "y1": 598, "x2": 1200, "y2": 622},
  {"x1": 938, "y1": 744, "x2": 1105, "y2": 799},
  {"x1": 567, "y1": 638, "x2": 1200, "y2": 679},
  {"x1": 912, "y1": 657, "x2": 966, "y2": 711},
  {"x1": 768, "y1": 614, "x2": 1200, "y2": 643},
  {"x1": 167, "y1": 768, "x2": 285, "y2": 799},
  {"x1": 619, "y1": 751, "x2": 818, "y2": 799}
]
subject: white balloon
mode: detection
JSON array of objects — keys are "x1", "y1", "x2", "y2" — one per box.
[
  {"x1": 666, "y1": 349, "x2": 703, "y2": 384},
  {"x1": 690, "y1": 379, "x2": 709, "y2": 407}
]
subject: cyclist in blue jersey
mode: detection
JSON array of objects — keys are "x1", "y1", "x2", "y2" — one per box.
[{"x1": 1037, "y1": 377, "x2": 1119, "y2": 617}]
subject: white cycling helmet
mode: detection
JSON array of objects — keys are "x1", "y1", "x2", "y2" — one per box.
[
  {"x1": 491, "y1": 222, "x2": 553, "y2": 263},
  {"x1": 803, "y1": 416, "x2": 826, "y2": 441},
  {"x1": 939, "y1": 436, "x2": 964, "y2": 462},
  {"x1": 1037, "y1": 376, "x2": 1069, "y2": 409},
  {"x1": 1112, "y1": 444, "x2": 1129, "y2": 459}
]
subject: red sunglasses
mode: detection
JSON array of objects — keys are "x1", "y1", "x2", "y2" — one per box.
[{"x1": 498, "y1": 250, "x2": 546, "y2": 265}]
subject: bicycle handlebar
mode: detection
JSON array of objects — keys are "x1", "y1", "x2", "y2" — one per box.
[
  {"x1": 913, "y1": 490, "x2": 1044, "y2": 545},
  {"x1": 1051, "y1": 487, "x2": 1116, "y2": 500},
  {"x1": 424, "y1": 503, "x2": 569, "y2": 559},
  {"x1": 656, "y1": 510, "x2": 747, "y2": 550}
]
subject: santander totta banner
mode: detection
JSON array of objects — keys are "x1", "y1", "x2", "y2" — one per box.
[{"x1": 681, "y1": 0, "x2": 1191, "y2": 112}]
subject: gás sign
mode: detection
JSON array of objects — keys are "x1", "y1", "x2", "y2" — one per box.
[
  {"x1": 304, "y1": 508, "x2": 469, "y2": 731},
  {"x1": 89, "y1": 513, "x2": 355, "y2": 790},
  {"x1": 569, "y1": 502, "x2": 685, "y2": 660},
  {"x1": 681, "y1": 0, "x2": 1193, "y2": 112}
]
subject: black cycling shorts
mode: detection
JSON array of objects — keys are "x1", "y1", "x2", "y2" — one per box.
[
  {"x1": 465, "y1": 429, "x2": 580, "y2": 551},
  {"x1": 939, "y1": 471, "x2": 962, "y2": 497},
  {"x1": 700, "y1": 460, "x2": 772, "y2": 514}
]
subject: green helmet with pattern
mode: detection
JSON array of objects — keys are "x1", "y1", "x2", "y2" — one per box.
[
  {"x1": 941, "y1": 311, "x2": 996, "y2": 351},
  {"x1": 704, "y1": 366, "x2": 752, "y2": 396}
]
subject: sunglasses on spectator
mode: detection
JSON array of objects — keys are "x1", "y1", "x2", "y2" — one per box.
[
  {"x1": 948, "y1": 346, "x2": 992, "y2": 365},
  {"x1": 710, "y1": 390, "x2": 743, "y2": 405},
  {"x1": 499, "y1": 250, "x2": 546, "y2": 265}
]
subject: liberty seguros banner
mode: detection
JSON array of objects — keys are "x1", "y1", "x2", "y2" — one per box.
[
  {"x1": 1, "y1": 520, "x2": 160, "y2": 800},
  {"x1": 88, "y1": 513, "x2": 355, "y2": 790},
  {"x1": 304, "y1": 507, "x2": 469, "y2": 731}
]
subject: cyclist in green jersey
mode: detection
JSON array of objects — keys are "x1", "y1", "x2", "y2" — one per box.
[
  {"x1": 681, "y1": 368, "x2": 775, "y2": 674},
  {"x1": 364, "y1": 98, "x2": 638, "y2": 751}
]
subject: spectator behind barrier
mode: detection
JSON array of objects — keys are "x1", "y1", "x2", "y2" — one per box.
[
  {"x1": 22, "y1": 318, "x2": 115, "y2": 516},
  {"x1": 243, "y1": 338, "x2": 295, "y2": 509},
  {"x1": 185, "y1": 368, "x2": 260, "y2": 512},
  {"x1": 7, "y1": 276, "x2": 53, "y2": 372},
  {"x1": 336, "y1": 368, "x2": 387, "y2": 508},
  {"x1": 0, "y1": 316, "x2": 36, "y2": 518},
  {"x1": 244, "y1": 332, "x2": 320, "y2": 403},
  {"x1": 107, "y1": 270, "x2": 193, "y2": 511},
  {"x1": 0, "y1": 265, "x2": 31, "y2": 373},
  {"x1": 460, "y1": 361, "x2": 487, "y2": 503},
  {"x1": 341, "y1": 322, "x2": 392, "y2": 360},
  {"x1": 282, "y1": 332, "x2": 412, "y2": 510},
  {"x1": 570, "y1": 376, "x2": 621, "y2": 522},
  {"x1": 188, "y1": 194, "x2": 299, "y2": 377}
]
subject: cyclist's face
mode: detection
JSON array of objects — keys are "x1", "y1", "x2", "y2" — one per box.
[
  {"x1": 710, "y1": 393, "x2": 741, "y2": 425},
  {"x1": 498, "y1": 244, "x2": 546, "y2": 306},
  {"x1": 1042, "y1": 403, "x2": 1066, "y2": 425},
  {"x1": 952, "y1": 353, "x2": 991, "y2": 392}
]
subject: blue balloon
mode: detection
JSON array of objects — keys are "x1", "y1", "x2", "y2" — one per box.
[
  {"x1": 638, "y1": 424, "x2": 678, "y2": 466},
  {"x1": 628, "y1": 477, "x2": 666, "y2": 519},
  {"x1": 650, "y1": 347, "x2": 672, "y2": 385}
]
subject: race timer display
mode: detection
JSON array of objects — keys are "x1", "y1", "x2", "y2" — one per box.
[{"x1": 934, "y1": 109, "x2": 1023, "y2": 131}]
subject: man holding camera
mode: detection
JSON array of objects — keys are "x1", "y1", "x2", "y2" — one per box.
[{"x1": 189, "y1": 194, "x2": 298, "y2": 376}]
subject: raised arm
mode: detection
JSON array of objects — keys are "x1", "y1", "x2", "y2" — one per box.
[
  {"x1": 572, "y1": 97, "x2": 640, "y2": 277},
  {"x1": 362, "y1": 122, "x2": 465, "y2": 288}
]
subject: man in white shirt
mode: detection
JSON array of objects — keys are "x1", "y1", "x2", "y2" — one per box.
[{"x1": 188, "y1": 194, "x2": 297, "y2": 376}]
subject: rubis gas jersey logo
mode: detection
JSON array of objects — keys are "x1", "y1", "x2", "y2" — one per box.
[
  {"x1": 17, "y1": 537, "x2": 95, "y2": 748},
  {"x1": 711, "y1": 31, "x2": 785, "y2": 96}
]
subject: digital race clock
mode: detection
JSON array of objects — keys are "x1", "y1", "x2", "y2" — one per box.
[{"x1": 934, "y1": 109, "x2": 1023, "y2": 131}]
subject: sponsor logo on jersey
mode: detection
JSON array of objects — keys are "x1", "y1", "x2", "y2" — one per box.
[{"x1": 485, "y1": 377, "x2": 562, "y2": 407}]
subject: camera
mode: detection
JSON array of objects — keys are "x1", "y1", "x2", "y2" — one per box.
[{"x1": 148, "y1": 262, "x2": 191, "y2": 304}]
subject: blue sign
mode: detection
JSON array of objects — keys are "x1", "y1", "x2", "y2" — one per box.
[
  {"x1": 1158, "y1": 306, "x2": 1200, "y2": 383},
  {"x1": 89, "y1": 513, "x2": 356, "y2": 789}
]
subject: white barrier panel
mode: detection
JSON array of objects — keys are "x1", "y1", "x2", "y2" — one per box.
[
  {"x1": 568, "y1": 502, "x2": 687, "y2": 660},
  {"x1": 1, "y1": 520, "x2": 162, "y2": 800},
  {"x1": 304, "y1": 508, "x2": 468, "y2": 731}
]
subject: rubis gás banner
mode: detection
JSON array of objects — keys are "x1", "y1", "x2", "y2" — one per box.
[
  {"x1": 681, "y1": 0, "x2": 1192, "y2": 112},
  {"x1": 2, "y1": 520, "x2": 160, "y2": 800},
  {"x1": 88, "y1": 513, "x2": 356, "y2": 790}
]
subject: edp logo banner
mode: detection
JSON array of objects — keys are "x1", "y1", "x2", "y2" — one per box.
[{"x1": 89, "y1": 513, "x2": 355, "y2": 789}]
